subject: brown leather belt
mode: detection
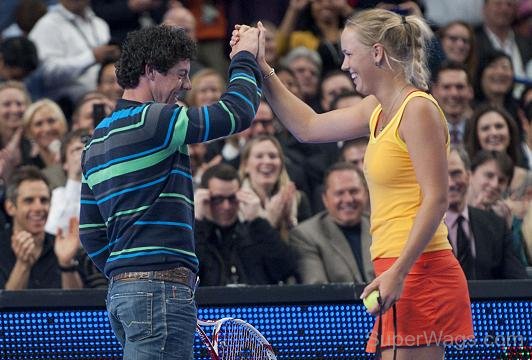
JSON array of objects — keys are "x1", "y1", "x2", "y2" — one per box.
[{"x1": 112, "y1": 267, "x2": 197, "y2": 289}]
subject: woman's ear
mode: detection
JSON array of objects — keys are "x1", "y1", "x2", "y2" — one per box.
[{"x1": 372, "y1": 43, "x2": 385, "y2": 67}]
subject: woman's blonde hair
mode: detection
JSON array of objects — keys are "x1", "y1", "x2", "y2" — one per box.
[
  {"x1": 238, "y1": 135, "x2": 290, "y2": 195},
  {"x1": 23, "y1": 99, "x2": 67, "y2": 137},
  {"x1": 185, "y1": 68, "x2": 225, "y2": 106},
  {"x1": 0, "y1": 81, "x2": 31, "y2": 106},
  {"x1": 345, "y1": 8, "x2": 433, "y2": 90}
]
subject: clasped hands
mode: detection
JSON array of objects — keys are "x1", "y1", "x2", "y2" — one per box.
[{"x1": 229, "y1": 23, "x2": 269, "y2": 73}]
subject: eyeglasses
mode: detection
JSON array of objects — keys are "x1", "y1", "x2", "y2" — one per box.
[{"x1": 210, "y1": 194, "x2": 238, "y2": 206}]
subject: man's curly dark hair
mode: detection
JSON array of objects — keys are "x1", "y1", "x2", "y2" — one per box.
[{"x1": 116, "y1": 25, "x2": 197, "y2": 89}]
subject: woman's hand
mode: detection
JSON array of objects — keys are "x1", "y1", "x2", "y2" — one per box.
[{"x1": 360, "y1": 267, "x2": 406, "y2": 315}]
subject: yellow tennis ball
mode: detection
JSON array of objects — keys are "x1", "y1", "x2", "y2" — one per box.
[{"x1": 363, "y1": 290, "x2": 380, "y2": 311}]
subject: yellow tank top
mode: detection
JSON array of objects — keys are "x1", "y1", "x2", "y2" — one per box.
[{"x1": 364, "y1": 91, "x2": 451, "y2": 260}]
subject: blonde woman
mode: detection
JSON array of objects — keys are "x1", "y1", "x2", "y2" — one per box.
[
  {"x1": 0, "y1": 81, "x2": 32, "y2": 180},
  {"x1": 238, "y1": 135, "x2": 311, "y2": 241},
  {"x1": 23, "y1": 99, "x2": 68, "y2": 187},
  {"x1": 232, "y1": 9, "x2": 473, "y2": 359}
]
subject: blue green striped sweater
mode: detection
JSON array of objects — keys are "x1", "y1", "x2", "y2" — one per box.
[{"x1": 79, "y1": 51, "x2": 262, "y2": 278}]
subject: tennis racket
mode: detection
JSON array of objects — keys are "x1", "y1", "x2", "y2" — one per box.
[{"x1": 196, "y1": 317, "x2": 277, "y2": 360}]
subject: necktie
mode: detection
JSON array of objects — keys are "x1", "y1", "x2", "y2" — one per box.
[{"x1": 456, "y1": 215, "x2": 476, "y2": 279}]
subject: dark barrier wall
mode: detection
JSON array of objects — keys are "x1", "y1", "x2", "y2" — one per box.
[{"x1": 0, "y1": 281, "x2": 531, "y2": 359}]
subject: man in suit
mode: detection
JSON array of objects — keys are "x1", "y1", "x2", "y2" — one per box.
[
  {"x1": 445, "y1": 147, "x2": 527, "y2": 280},
  {"x1": 289, "y1": 162, "x2": 374, "y2": 284}
]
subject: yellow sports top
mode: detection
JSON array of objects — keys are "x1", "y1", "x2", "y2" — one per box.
[{"x1": 364, "y1": 91, "x2": 451, "y2": 260}]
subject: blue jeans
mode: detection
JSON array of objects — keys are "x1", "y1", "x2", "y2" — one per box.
[{"x1": 106, "y1": 278, "x2": 197, "y2": 360}]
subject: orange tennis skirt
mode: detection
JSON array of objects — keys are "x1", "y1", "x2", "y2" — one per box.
[{"x1": 366, "y1": 250, "x2": 474, "y2": 353}]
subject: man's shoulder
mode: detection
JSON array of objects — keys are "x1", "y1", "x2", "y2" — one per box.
[
  {"x1": 292, "y1": 212, "x2": 330, "y2": 234},
  {"x1": 468, "y1": 206, "x2": 506, "y2": 231}
]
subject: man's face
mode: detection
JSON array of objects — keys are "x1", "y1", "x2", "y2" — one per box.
[
  {"x1": 431, "y1": 70, "x2": 472, "y2": 123},
  {"x1": 98, "y1": 63, "x2": 123, "y2": 101},
  {"x1": 149, "y1": 60, "x2": 191, "y2": 104},
  {"x1": 5, "y1": 180, "x2": 50, "y2": 237},
  {"x1": 320, "y1": 74, "x2": 354, "y2": 111},
  {"x1": 289, "y1": 57, "x2": 320, "y2": 99},
  {"x1": 249, "y1": 102, "x2": 275, "y2": 137},
  {"x1": 341, "y1": 144, "x2": 367, "y2": 171},
  {"x1": 322, "y1": 169, "x2": 367, "y2": 226},
  {"x1": 484, "y1": 0, "x2": 516, "y2": 29},
  {"x1": 208, "y1": 178, "x2": 240, "y2": 228},
  {"x1": 470, "y1": 160, "x2": 510, "y2": 206},
  {"x1": 447, "y1": 151, "x2": 470, "y2": 212}
]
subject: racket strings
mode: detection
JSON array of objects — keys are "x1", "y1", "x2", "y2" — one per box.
[{"x1": 217, "y1": 320, "x2": 270, "y2": 359}]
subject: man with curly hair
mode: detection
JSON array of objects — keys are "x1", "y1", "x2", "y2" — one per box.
[{"x1": 79, "y1": 24, "x2": 262, "y2": 359}]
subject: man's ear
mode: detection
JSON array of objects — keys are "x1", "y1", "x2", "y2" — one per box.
[
  {"x1": 5, "y1": 199, "x2": 16, "y2": 218},
  {"x1": 145, "y1": 64, "x2": 156, "y2": 81}
]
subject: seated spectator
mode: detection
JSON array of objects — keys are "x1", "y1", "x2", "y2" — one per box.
[
  {"x1": 96, "y1": 60, "x2": 123, "y2": 104},
  {"x1": 430, "y1": 61, "x2": 474, "y2": 146},
  {"x1": 276, "y1": 65, "x2": 303, "y2": 99},
  {"x1": 45, "y1": 129, "x2": 88, "y2": 235},
  {"x1": 0, "y1": 166, "x2": 83, "y2": 289},
  {"x1": 473, "y1": 50, "x2": 521, "y2": 123},
  {"x1": 340, "y1": 137, "x2": 369, "y2": 172},
  {"x1": 0, "y1": 36, "x2": 39, "y2": 82},
  {"x1": 22, "y1": 99, "x2": 67, "y2": 189},
  {"x1": 71, "y1": 91, "x2": 114, "y2": 133},
  {"x1": 437, "y1": 21, "x2": 477, "y2": 79},
  {"x1": 464, "y1": 104, "x2": 528, "y2": 191},
  {"x1": 329, "y1": 90, "x2": 363, "y2": 110},
  {"x1": 290, "y1": 162, "x2": 374, "y2": 285},
  {"x1": 467, "y1": 149, "x2": 529, "y2": 265},
  {"x1": 0, "y1": 81, "x2": 32, "y2": 182},
  {"x1": 28, "y1": 0, "x2": 120, "y2": 113},
  {"x1": 319, "y1": 70, "x2": 354, "y2": 113},
  {"x1": 279, "y1": 47, "x2": 322, "y2": 111},
  {"x1": 194, "y1": 163, "x2": 295, "y2": 286},
  {"x1": 445, "y1": 147, "x2": 527, "y2": 279},
  {"x1": 238, "y1": 135, "x2": 312, "y2": 241},
  {"x1": 474, "y1": 0, "x2": 531, "y2": 96}
]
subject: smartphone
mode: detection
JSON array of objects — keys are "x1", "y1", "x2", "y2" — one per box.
[{"x1": 93, "y1": 103, "x2": 106, "y2": 127}]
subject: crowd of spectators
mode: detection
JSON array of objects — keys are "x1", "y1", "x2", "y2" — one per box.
[{"x1": 0, "y1": 0, "x2": 530, "y2": 290}]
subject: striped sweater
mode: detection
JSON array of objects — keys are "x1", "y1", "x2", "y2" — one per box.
[{"x1": 79, "y1": 51, "x2": 262, "y2": 278}]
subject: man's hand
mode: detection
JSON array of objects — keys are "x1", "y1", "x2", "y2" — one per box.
[
  {"x1": 54, "y1": 217, "x2": 81, "y2": 268},
  {"x1": 194, "y1": 188, "x2": 213, "y2": 221},
  {"x1": 237, "y1": 189, "x2": 261, "y2": 222},
  {"x1": 229, "y1": 25, "x2": 260, "y2": 59},
  {"x1": 11, "y1": 231, "x2": 39, "y2": 266}
]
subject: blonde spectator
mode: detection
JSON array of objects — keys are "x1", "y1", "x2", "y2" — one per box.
[
  {"x1": 238, "y1": 135, "x2": 311, "y2": 240},
  {"x1": 0, "y1": 81, "x2": 32, "y2": 180},
  {"x1": 23, "y1": 99, "x2": 68, "y2": 188}
]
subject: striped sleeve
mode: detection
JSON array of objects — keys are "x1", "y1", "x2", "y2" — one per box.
[
  {"x1": 79, "y1": 175, "x2": 109, "y2": 273},
  {"x1": 182, "y1": 50, "x2": 262, "y2": 144}
]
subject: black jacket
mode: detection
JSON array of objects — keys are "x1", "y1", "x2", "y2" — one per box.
[
  {"x1": 195, "y1": 218, "x2": 296, "y2": 286},
  {"x1": 466, "y1": 206, "x2": 527, "y2": 280}
]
